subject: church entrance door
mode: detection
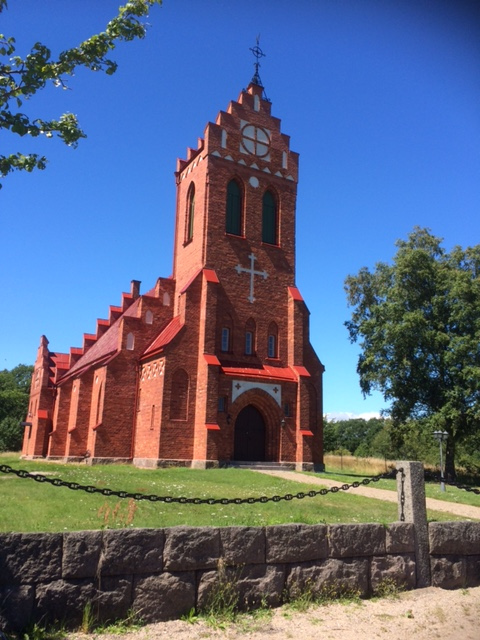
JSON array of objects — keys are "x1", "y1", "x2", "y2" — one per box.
[{"x1": 233, "y1": 405, "x2": 266, "y2": 461}]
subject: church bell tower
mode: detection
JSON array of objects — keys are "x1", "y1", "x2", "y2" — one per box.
[{"x1": 164, "y1": 55, "x2": 324, "y2": 469}]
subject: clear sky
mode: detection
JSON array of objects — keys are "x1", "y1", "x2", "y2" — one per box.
[{"x1": 1, "y1": 0, "x2": 479, "y2": 420}]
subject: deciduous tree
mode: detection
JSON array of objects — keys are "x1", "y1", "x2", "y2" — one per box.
[
  {"x1": 0, "y1": 364, "x2": 33, "y2": 451},
  {"x1": 0, "y1": 0, "x2": 161, "y2": 186},
  {"x1": 345, "y1": 227, "x2": 480, "y2": 477}
]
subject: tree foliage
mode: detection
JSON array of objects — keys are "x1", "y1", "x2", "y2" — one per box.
[
  {"x1": 345, "y1": 227, "x2": 480, "y2": 477},
  {"x1": 0, "y1": 0, "x2": 161, "y2": 185},
  {"x1": 0, "y1": 364, "x2": 33, "y2": 451}
]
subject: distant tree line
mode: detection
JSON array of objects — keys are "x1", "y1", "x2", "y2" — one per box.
[
  {"x1": 323, "y1": 416, "x2": 480, "y2": 475},
  {"x1": 0, "y1": 364, "x2": 33, "y2": 451}
]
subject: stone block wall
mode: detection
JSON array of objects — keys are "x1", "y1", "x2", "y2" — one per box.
[
  {"x1": 1, "y1": 521, "x2": 479, "y2": 632},
  {"x1": 429, "y1": 521, "x2": 480, "y2": 588}
]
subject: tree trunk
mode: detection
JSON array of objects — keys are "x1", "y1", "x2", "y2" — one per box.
[{"x1": 445, "y1": 438, "x2": 456, "y2": 480}]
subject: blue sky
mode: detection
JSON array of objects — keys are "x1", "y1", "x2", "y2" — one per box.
[{"x1": 1, "y1": 0, "x2": 479, "y2": 419}]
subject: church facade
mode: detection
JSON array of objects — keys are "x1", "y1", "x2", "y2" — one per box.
[{"x1": 22, "y1": 79, "x2": 325, "y2": 470}]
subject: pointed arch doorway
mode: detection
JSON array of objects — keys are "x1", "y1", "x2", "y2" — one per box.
[{"x1": 233, "y1": 404, "x2": 266, "y2": 462}]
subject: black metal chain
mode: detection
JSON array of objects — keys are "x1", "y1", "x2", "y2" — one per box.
[
  {"x1": 399, "y1": 468, "x2": 406, "y2": 522},
  {"x1": 0, "y1": 464, "x2": 400, "y2": 506},
  {"x1": 424, "y1": 470, "x2": 480, "y2": 495}
]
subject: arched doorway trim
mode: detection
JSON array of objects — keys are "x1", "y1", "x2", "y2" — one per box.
[
  {"x1": 231, "y1": 379, "x2": 282, "y2": 407},
  {"x1": 230, "y1": 388, "x2": 284, "y2": 462}
]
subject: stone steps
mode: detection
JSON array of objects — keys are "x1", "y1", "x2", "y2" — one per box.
[{"x1": 228, "y1": 461, "x2": 296, "y2": 471}]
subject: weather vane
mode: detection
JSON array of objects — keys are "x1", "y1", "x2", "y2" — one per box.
[{"x1": 249, "y1": 36, "x2": 269, "y2": 101}]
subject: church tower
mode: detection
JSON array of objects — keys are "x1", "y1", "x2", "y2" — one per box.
[
  {"x1": 133, "y1": 73, "x2": 325, "y2": 469},
  {"x1": 22, "y1": 64, "x2": 324, "y2": 471}
]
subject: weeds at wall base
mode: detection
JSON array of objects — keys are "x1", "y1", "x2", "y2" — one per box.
[
  {"x1": 283, "y1": 578, "x2": 363, "y2": 614},
  {"x1": 372, "y1": 577, "x2": 406, "y2": 600}
]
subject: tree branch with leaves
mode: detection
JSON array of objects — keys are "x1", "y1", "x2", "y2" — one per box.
[
  {"x1": 0, "y1": 0, "x2": 161, "y2": 186},
  {"x1": 345, "y1": 227, "x2": 480, "y2": 477}
]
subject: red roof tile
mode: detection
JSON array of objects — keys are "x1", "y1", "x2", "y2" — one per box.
[
  {"x1": 288, "y1": 286, "x2": 304, "y2": 301},
  {"x1": 292, "y1": 365, "x2": 311, "y2": 377},
  {"x1": 142, "y1": 316, "x2": 184, "y2": 358},
  {"x1": 221, "y1": 365, "x2": 296, "y2": 381},
  {"x1": 204, "y1": 354, "x2": 221, "y2": 365},
  {"x1": 203, "y1": 268, "x2": 220, "y2": 284}
]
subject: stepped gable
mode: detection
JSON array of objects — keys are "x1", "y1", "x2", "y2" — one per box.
[
  {"x1": 36, "y1": 336, "x2": 69, "y2": 387},
  {"x1": 50, "y1": 352, "x2": 69, "y2": 385},
  {"x1": 57, "y1": 288, "x2": 140, "y2": 383},
  {"x1": 174, "y1": 84, "x2": 298, "y2": 184}
]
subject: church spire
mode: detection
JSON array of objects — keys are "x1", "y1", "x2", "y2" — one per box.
[{"x1": 249, "y1": 36, "x2": 269, "y2": 101}]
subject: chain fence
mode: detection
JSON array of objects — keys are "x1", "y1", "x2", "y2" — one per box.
[
  {"x1": 423, "y1": 469, "x2": 480, "y2": 495},
  {"x1": 0, "y1": 463, "x2": 402, "y2": 506}
]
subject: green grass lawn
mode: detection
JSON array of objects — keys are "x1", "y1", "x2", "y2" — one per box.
[
  {"x1": 0, "y1": 453, "x2": 475, "y2": 532},
  {"x1": 318, "y1": 460, "x2": 480, "y2": 509}
]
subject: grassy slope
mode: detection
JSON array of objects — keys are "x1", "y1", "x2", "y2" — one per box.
[
  {"x1": 0, "y1": 453, "x2": 476, "y2": 532},
  {"x1": 321, "y1": 454, "x2": 480, "y2": 508}
]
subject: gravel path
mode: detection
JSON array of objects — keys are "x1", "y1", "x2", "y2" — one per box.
[
  {"x1": 256, "y1": 469, "x2": 480, "y2": 520},
  {"x1": 76, "y1": 586, "x2": 480, "y2": 640}
]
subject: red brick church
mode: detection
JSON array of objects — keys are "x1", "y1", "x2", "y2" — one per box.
[{"x1": 22, "y1": 73, "x2": 325, "y2": 470}]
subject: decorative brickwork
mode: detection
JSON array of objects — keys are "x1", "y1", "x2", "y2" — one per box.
[{"x1": 22, "y1": 80, "x2": 324, "y2": 469}]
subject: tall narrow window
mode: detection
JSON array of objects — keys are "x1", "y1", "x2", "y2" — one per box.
[
  {"x1": 186, "y1": 183, "x2": 195, "y2": 242},
  {"x1": 226, "y1": 179, "x2": 242, "y2": 236},
  {"x1": 245, "y1": 331, "x2": 253, "y2": 355},
  {"x1": 262, "y1": 190, "x2": 277, "y2": 245},
  {"x1": 267, "y1": 334, "x2": 276, "y2": 358},
  {"x1": 245, "y1": 318, "x2": 256, "y2": 355},
  {"x1": 95, "y1": 382, "x2": 103, "y2": 425},
  {"x1": 267, "y1": 321, "x2": 278, "y2": 358},
  {"x1": 170, "y1": 369, "x2": 189, "y2": 420},
  {"x1": 221, "y1": 327, "x2": 230, "y2": 352},
  {"x1": 150, "y1": 405, "x2": 156, "y2": 430},
  {"x1": 126, "y1": 332, "x2": 135, "y2": 351}
]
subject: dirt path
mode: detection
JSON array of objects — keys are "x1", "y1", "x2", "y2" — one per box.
[
  {"x1": 81, "y1": 586, "x2": 480, "y2": 640},
  {"x1": 256, "y1": 469, "x2": 480, "y2": 520}
]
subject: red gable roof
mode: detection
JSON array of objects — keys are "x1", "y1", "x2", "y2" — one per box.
[{"x1": 142, "y1": 316, "x2": 184, "y2": 358}]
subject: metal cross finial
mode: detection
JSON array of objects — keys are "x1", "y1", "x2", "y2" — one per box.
[{"x1": 250, "y1": 35, "x2": 266, "y2": 87}]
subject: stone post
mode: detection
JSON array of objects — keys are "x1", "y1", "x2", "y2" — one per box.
[{"x1": 396, "y1": 461, "x2": 431, "y2": 588}]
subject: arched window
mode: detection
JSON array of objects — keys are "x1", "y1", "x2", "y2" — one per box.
[
  {"x1": 220, "y1": 313, "x2": 234, "y2": 353},
  {"x1": 95, "y1": 382, "x2": 103, "y2": 425},
  {"x1": 170, "y1": 369, "x2": 189, "y2": 420},
  {"x1": 163, "y1": 291, "x2": 171, "y2": 306},
  {"x1": 262, "y1": 190, "x2": 277, "y2": 245},
  {"x1": 267, "y1": 321, "x2": 278, "y2": 358},
  {"x1": 226, "y1": 179, "x2": 242, "y2": 236},
  {"x1": 245, "y1": 318, "x2": 256, "y2": 355},
  {"x1": 186, "y1": 183, "x2": 195, "y2": 242},
  {"x1": 221, "y1": 327, "x2": 230, "y2": 352},
  {"x1": 126, "y1": 332, "x2": 135, "y2": 351},
  {"x1": 145, "y1": 310, "x2": 153, "y2": 324},
  {"x1": 308, "y1": 384, "x2": 318, "y2": 430}
]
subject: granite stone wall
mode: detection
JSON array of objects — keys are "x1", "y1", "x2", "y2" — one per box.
[{"x1": 1, "y1": 521, "x2": 479, "y2": 632}]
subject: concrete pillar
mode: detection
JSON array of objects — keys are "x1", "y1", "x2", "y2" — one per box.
[{"x1": 396, "y1": 461, "x2": 431, "y2": 587}]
